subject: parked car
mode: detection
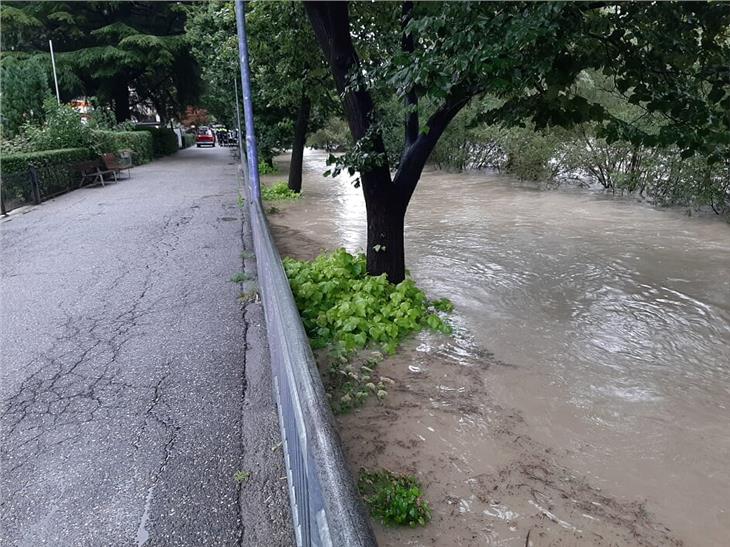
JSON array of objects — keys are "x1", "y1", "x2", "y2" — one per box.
[{"x1": 195, "y1": 128, "x2": 215, "y2": 147}]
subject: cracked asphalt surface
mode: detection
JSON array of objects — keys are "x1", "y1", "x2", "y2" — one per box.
[{"x1": 0, "y1": 146, "x2": 293, "y2": 546}]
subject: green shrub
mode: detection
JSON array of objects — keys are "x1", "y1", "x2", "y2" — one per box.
[
  {"x1": 182, "y1": 133, "x2": 195, "y2": 148},
  {"x1": 283, "y1": 249, "x2": 451, "y2": 355},
  {"x1": 261, "y1": 181, "x2": 300, "y2": 201},
  {"x1": 90, "y1": 130, "x2": 153, "y2": 165},
  {"x1": 133, "y1": 127, "x2": 178, "y2": 156},
  {"x1": 324, "y1": 354, "x2": 390, "y2": 415},
  {"x1": 258, "y1": 160, "x2": 277, "y2": 175},
  {"x1": 0, "y1": 147, "x2": 94, "y2": 202},
  {"x1": 0, "y1": 147, "x2": 93, "y2": 174},
  {"x1": 358, "y1": 469, "x2": 431, "y2": 527},
  {"x1": 22, "y1": 98, "x2": 91, "y2": 151}
]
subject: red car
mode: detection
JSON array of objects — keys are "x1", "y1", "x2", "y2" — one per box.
[{"x1": 195, "y1": 128, "x2": 215, "y2": 147}]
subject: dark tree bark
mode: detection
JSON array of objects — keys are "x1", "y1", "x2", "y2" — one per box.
[
  {"x1": 112, "y1": 78, "x2": 130, "y2": 122},
  {"x1": 288, "y1": 92, "x2": 311, "y2": 193},
  {"x1": 305, "y1": 1, "x2": 470, "y2": 282}
]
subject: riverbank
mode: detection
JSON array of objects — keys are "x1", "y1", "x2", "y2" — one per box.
[{"x1": 265, "y1": 149, "x2": 730, "y2": 546}]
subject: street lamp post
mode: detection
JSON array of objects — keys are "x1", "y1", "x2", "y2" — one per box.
[
  {"x1": 234, "y1": 0, "x2": 261, "y2": 203},
  {"x1": 49, "y1": 40, "x2": 60, "y2": 105}
]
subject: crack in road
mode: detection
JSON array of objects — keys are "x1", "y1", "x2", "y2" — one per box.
[
  {"x1": 134, "y1": 372, "x2": 179, "y2": 547},
  {"x1": 0, "y1": 206, "x2": 195, "y2": 480},
  {"x1": 1, "y1": 149, "x2": 293, "y2": 545},
  {"x1": 235, "y1": 209, "x2": 251, "y2": 547}
]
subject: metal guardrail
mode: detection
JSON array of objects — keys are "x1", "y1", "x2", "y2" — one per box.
[{"x1": 241, "y1": 171, "x2": 377, "y2": 547}]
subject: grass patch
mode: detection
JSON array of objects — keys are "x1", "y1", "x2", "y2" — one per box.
[
  {"x1": 261, "y1": 181, "x2": 300, "y2": 201},
  {"x1": 237, "y1": 193, "x2": 245, "y2": 208},
  {"x1": 234, "y1": 470, "x2": 250, "y2": 483},
  {"x1": 230, "y1": 271, "x2": 251, "y2": 283},
  {"x1": 283, "y1": 248, "x2": 451, "y2": 355},
  {"x1": 238, "y1": 288, "x2": 259, "y2": 303},
  {"x1": 241, "y1": 250, "x2": 255, "y2": 260},
  {"x1": 358, "y1": 469, "x2": 431, "y2": 527}
]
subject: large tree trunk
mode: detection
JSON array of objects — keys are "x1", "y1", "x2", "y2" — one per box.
[
  {"x1": 113, "y1": 79, "x2": 130, "y2": 122},
  {"x1": 288, "y1": 93, "x2": 311, "y2": 193},
  {"x1": 305, "y1": 1, "x2": 469, "y2": 282},
  {"x1": 365, "y1": 192, "x2": 408, "y2": 282}
]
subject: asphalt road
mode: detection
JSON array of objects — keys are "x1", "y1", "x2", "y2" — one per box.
[{"x1": 0, "y1": 146, "x2": 293, "y2": 546}]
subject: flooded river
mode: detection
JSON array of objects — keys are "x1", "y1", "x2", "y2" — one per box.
[{"x1": 267, "y1": 150, "x2": 730, "y2": 546}]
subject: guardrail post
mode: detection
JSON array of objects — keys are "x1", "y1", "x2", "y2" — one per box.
[{"x1": 29, "y1": 167, "x2": 42, "y2": 205}]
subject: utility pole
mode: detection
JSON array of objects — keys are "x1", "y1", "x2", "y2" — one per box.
[
  {"x1": 49, "y1": 40, "x2": 60, "y2": 105},
  {"x1": 234, "y1": 0, "x2": 261, "y2": 203}
]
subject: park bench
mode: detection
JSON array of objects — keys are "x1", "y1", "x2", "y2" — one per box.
[
  {"x1": 75, "y1": 158, "x2": 117, "y2": 187},
  {"x1": 74, "y1": 151, "x2": 133, "y2": 188},
  {"x1": 102, "y1": 151, "x2": 133, "y2": 180}
]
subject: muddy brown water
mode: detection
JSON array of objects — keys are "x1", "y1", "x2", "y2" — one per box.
[{"x1": 265, "y1": 150, "x2": 730, "y2": 546}]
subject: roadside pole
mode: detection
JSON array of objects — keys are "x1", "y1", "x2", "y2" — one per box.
[
  {"x1": 234, "y1": 0, "x2": 260, "y2": 203},
  {"x1": 49, "y1": 40, "x2": 60, "y2": 105},
  {"x1": 233, "y1": 78, "x2": 246, "y2": 182}
]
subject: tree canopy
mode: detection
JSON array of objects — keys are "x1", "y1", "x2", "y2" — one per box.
[
  {"x1": 304, "y1": 1, "x2": 730, "y2": 281},
  {"x1": 186, "y1": 0, "x2": 334, "y2": 187},
  {"x1": 0, "y1": 1, "x2": 201, "y2": 122}
]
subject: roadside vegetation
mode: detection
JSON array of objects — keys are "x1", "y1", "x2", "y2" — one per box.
[
  {"x1": 261, "y1": 181, "x2": 301, "y2": 201},
  {"x1": 283, "y1": 249, "x2": 451, "y2": 414},
  {"x1": 358, "y1": 469, "x2": 431, "y2": 527},
  {"x1": 0, "y1": 3, "x2": 201, "y2": 211},
  {"x1": 283, "y1": 249, "x2": 450, "y2": 355}
]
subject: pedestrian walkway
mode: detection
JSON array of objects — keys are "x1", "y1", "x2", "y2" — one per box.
[{"x1": 0, "y1": 146, "x2": 293, "y2": 546}]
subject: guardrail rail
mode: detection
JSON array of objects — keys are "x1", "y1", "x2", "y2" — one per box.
[{"x1": 242, "y1": 169, "x2": 377, "y2": 547}]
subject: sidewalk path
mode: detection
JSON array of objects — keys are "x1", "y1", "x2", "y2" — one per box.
[{"x1": 0, "y1": 147, "x2": 293, "y2": 546}]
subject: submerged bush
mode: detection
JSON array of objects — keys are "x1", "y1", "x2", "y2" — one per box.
[
  {"x1": 261, "y1": 181, "x2": 300, "y2": 201},
  {"x1": 358, "y1": 469, "x2": 431, "y2": 527},
  {"x1": 283, "y1": 248, "x2": 451, "y2": 355},
  {"x1": 258, "y1": 160, "x2": 277, "y2": 175},
  {"x1": 323, "y1": 353, "x2": 392, "y2": 415}
]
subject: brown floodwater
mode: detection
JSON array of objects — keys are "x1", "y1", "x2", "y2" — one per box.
[{"x1": 266, "y1": 150, "x2": 730, "y2": 546}]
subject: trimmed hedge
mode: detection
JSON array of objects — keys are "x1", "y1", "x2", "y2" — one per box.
[
  {"x1": 134, "y1": 127, "x2": 178, "y2": 157},
  {"x1": 182, "y1": 133, "x2": 195, "y2": 149},
  {"x1": 0, "y1": 147, "x2": 93, "y2": 175},
  {"x1": 91, "y1": 130, "x2": 153, "y2": 165},
  {"x1": 0, "y1": 147, "x2": 94, "y2": 204}
]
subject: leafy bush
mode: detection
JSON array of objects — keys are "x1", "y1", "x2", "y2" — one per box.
[
  {"x1": 0, "y1": 133, "x2": 35, "y2": 154},
  {"x1": 90, "y1": 130, "x2": 153, "y2": 165},
  {"x1": 261, "y1": 181, "x2": 300, "y2": 201},
  {"x1": 22, "y1": 98, "x2": 92, "y2": 151},
  {"x1": 258, "y1": 160, "x2": 277, "y2": 175},
  {"x1": 0, "y1": 147, "x2": 94, "y2": 203},
  {"x1": 0, "y1": 56, "x2": 51, "y2": 137},
  {"x1": 358, "y1": 469, "x2": 431, "y2": 527},
  {"x1": 323, "y1": 354, "x2": 391, "y2": 415},
  {"x1": 0, "y1": 147, "x2": 93, "y2": 175},
  {"x1": 182, "y1": 133, "x2": 195, "y2": 148},
  {"x1": 283, "y1": 249, "x2": 451, "y2": 355},
  {"x1": 307, "y1": 116, "x2": 351, "y2": 152},
  {"x1": 133, "y1": 127, "x2": 178, "y2": 156}
]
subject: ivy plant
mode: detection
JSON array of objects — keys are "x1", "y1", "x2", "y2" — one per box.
[
  {"x1": 283, "y1": 248, "x2": 451, "y2": 355},
  {"x1": 358, "y1": 469, "x2": 431, "y2": 527}
]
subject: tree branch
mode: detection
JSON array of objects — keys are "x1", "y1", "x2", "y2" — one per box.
[
  {"x1": 304, "y1": 1, "x2": 392, "y2": 186},
  {"x1": 395, "y1": 92, "x2": 471, "y2": 197}
]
